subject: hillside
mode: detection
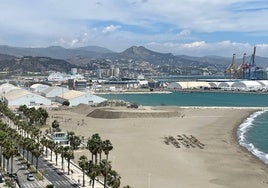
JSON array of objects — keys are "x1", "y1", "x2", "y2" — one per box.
[
  {"x1": 0, "y1": 55, "x2": 75, "y2": 73},
  {"x1": 0, "y1": 45, "x2": 267, "y2": 70}
]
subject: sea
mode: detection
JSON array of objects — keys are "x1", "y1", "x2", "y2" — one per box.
[{"x1": 99, "y1": 91, "x2": 268, "y2": 164}]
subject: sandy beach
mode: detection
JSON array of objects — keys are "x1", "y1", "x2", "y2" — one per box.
[{"x1": 46, "y1": 106, "x2": 268, "y2": 188}]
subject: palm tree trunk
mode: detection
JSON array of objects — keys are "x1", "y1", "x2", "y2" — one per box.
[
  {"x1": 11, "y1": 156, "x2": 13, "y2": 174},
  {"x1": 68, "y1": 159, "x2": 70, "y2": 175},
  {"x1": 55, "y1": 153, "x2": 58, "y2": 166},
  {"x1": 36, "y1": 157, "x2": 39, "y2": 173},
  {"x1": 61, "y1": 156, "x2": 64, "y2": 171},
  {"x1": 50, "y1": 149, "x2": 53, "y2": 161},
  {"x1": 7, "y1": 159, "x2": 9, "y2": 174},
  {"x1": 92, "y1": 179, "x2": 95, "y2": 188},
  {"x1": 82, "y1": 170, "x2": 85, "y2": 187},
  {"x1": 0, "y1": 146, "x2": 2, "y2": 168},
  {"x1": 27, "y1": 150, "x2": 29, "y2": 162},
  {"x1": 31, "y1": 153, "x2": 34, "y2": 165},
  {"x1": 95, "y1": 154, "x2": 98, "y2": 164}
]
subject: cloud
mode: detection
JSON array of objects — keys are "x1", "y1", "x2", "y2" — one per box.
[
  {"x1": 102, "y1": 25, "x2": 121, "y2": 34},
  {"x1": 0, "y1": 0, "x2": 268, "y2": 57},
  {"x1": 146, "y1": 41, "x2": 266, "y2": 57}
]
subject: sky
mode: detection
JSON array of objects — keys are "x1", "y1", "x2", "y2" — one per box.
[{"x1": 0, "y1": 0, "x2": 268, "y2": 57}]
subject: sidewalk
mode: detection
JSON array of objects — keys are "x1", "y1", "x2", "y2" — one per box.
[{"x1": 40, "y1": 150, "x2": 104, "y2": 188}]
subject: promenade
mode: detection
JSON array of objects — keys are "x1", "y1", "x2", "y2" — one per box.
[{"x1": 39, "y1": 149, "x2": 104, "y2": 188}]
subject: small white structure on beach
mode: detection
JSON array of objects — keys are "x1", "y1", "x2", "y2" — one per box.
[{"x1": 55, "y1": 90, "x2": 106, "y2": 106}]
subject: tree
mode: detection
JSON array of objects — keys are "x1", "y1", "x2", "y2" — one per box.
[
  {"x1": 68, "y1": 131, "x2": 81, "y2": 150},
  {"x1": 31, "y1": 143, "x2": 43, "y2": 172},
  {"x1": 87, "y1": 162, "x2": 101, "y2": 188},
  {"x1": 87, "y1": 133, "x2": 102, "y2": 164},
  {"x1": 107, "y1": 170, "x2": 121, "y2": 188},
  {"x1": 102, "y1": 140, "x2": 113, "y2": 161},
  {"x1": 47, "y1": 140, "x2": 56, "y2": 161},
  {"x1": 53, "y1": 144, "x2": 61, "y2": 166},
  {"x1": 64, "y1": 146, "x2": 74, "y2": 175},
  {"x1": 100, "y1": 159, "x2": 112, "y2": 188},
  {"x1": 78, "y1": 155, "x2": 88, "y2": 187},
  {"x1": 62, "y1": 100, "x2": 70, "y2": 106},
  {"x1": 51, "y1": 120, "x2": 60, "y2": 132}
]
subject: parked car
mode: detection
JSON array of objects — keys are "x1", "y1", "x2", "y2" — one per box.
[{"x1": 27, "y1": 173, "x2": 35, "y2": 181}]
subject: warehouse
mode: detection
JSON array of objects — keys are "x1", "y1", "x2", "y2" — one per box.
[
  {"x1": 55, "y1": 90, "x2": 106, "y2": 106},
  {"x1": 41, "y1": 86, "x2": 69, "y2": 100},
  {"x1": 167, "y1": 81, "x2": 211, "y2": 89},
  {"x1": 231, "y1": 80, "x2": 263, "y2": 91},
  {"x1": 1, "y1": 88, "x2": 51, "y2": 107},
  {"x1": 0, "y1": 83, "x2": 19, "y2": 94},
  {"x1": 30, "y1": 83, "x2": 50, "y2": 93}
]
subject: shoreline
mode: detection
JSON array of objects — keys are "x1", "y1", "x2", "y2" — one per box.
[{"x1": 46, "y1": 106, "x2": 268, "y2": 188}]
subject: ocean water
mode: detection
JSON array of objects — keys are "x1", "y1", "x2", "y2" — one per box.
[
  {"x1": 100, "y1": 91, "x2": 268, "y2": 107},
  {"x1": 99, "y1": 91, "x2": 268, "y2": 164}
]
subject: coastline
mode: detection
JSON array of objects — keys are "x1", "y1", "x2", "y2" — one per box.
[{"x1": 46, "y1": 106, "x2": 268, "y2": 188}]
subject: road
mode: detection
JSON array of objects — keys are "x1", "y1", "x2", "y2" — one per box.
[{"x1": 14, "y1": 148, "x2": 79, "y2": 188}]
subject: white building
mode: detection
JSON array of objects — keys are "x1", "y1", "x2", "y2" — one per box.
[
  {"x1": 0, "y1": 83, "x2": 19, "y2": 94},
  {"x1": 56, "y1": 90, "x2": 106, "y2": 106},
  {"x1": 231, "y1": 80, "x2": 263, "y2": 91},
  {"x1": 167, "y1": 81, "x2": 211, "y2": 89},
  {"x1": 30, "y1": 83, "x2": 50, "y2": 93},
  {"x1": 41, "y1": 86, "x2": 69, "y2": 99},
  {"x1": 47, "y1": 132, "x2": 70, "y2": 146},
  {"x1": 1, "y1": 88, "x2": 51, "y2": 107}
]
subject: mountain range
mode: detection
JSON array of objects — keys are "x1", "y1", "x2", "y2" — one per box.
[{"x1": 0, "y1": 45, "x2": 267, "y2": 72}]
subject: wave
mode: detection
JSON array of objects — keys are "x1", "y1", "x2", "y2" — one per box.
[{"x1": 237, "y1": 110, "x2": 268, "y2": 164}]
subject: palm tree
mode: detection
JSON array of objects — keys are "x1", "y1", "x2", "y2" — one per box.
[
  {"x1": 100, "y1": 159, "x2": 112, "y2": 188},
  {"x1": 9, "y1": 144, "x2": 18, "y2": 175},
  {"x1": 78, "y1": 155, "x2": 88, "y2": 187},
  {"x1": 47, "y1": 140, "x2": 56, "y2": 161},
  {"x1": 87, "y1": 163, "x2": 101, "y2": 188},
  {"x1": 25, "y1": 137, "x2": 34, "y2": 164},
  {"x1": 53, "y1": 144, "x2": 61, "y2": 166},
  {"x1": 102, "y1": 140, "x2": 113, "y2": 161},
  {"x1": 64, "y1": 146, "x2": 74, "y2": 175},
  {"x1": 87, "y1": 134, "x2": 102, "y2": 164},
  {"x1": 31, "y1": 143, "x2": 43, "y2": 172},
  {"x1": 60, "y1": 146, "x2": 65, "y2": 171},
  {"x1": 107, "y1": 170, "x2": 121, "y2": 188},
  {"x1": 2, "y1": 146, "x2": 12, "y2": 173},
  {"x1": 0, "y1": 130, "x2": 7, "y2": 168}
]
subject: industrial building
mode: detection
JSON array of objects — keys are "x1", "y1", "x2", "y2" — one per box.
[
  {"x1": 30, "y1": 83, "x2": 50, "y2": 93},
  {"x1": 0, "y1": 83, "x2": 19, "y2": 94},
  {"x1": 55, "y1": 90, "x2": 106, "y2": 106},
  {"x1": 1, "y1": 88, "x2": 51, "y2": 107},
  {"x1": 167, "y1": 81, "x2": 215, "y2": 89},
  {"x1": 41, "y1": 86, "x2": 69, "y2": 100}
]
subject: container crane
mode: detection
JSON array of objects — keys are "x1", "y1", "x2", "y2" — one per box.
[
  {"x1": 248, "y1": 46, "x2": 257, "y2": 80},
  {"x1": 224, "y1": 54, "x2": 238, "y2": 79}
]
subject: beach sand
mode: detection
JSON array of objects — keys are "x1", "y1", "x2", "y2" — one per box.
[{"x1": 46, "y1": 106, "x2": 268, "y2": 188}]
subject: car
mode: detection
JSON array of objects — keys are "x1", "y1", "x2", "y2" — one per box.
[{"x1": 27, "y1": 173, "x2": 35, "y2": 181}]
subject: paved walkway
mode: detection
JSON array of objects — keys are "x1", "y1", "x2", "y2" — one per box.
[{"x1": 39, "y1": 149, "x2": 104, "y2": 188}]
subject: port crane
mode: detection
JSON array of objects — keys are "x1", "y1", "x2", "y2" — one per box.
[{"x1": 224, "y1": 46, "x2": 257, "y2": 80}]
